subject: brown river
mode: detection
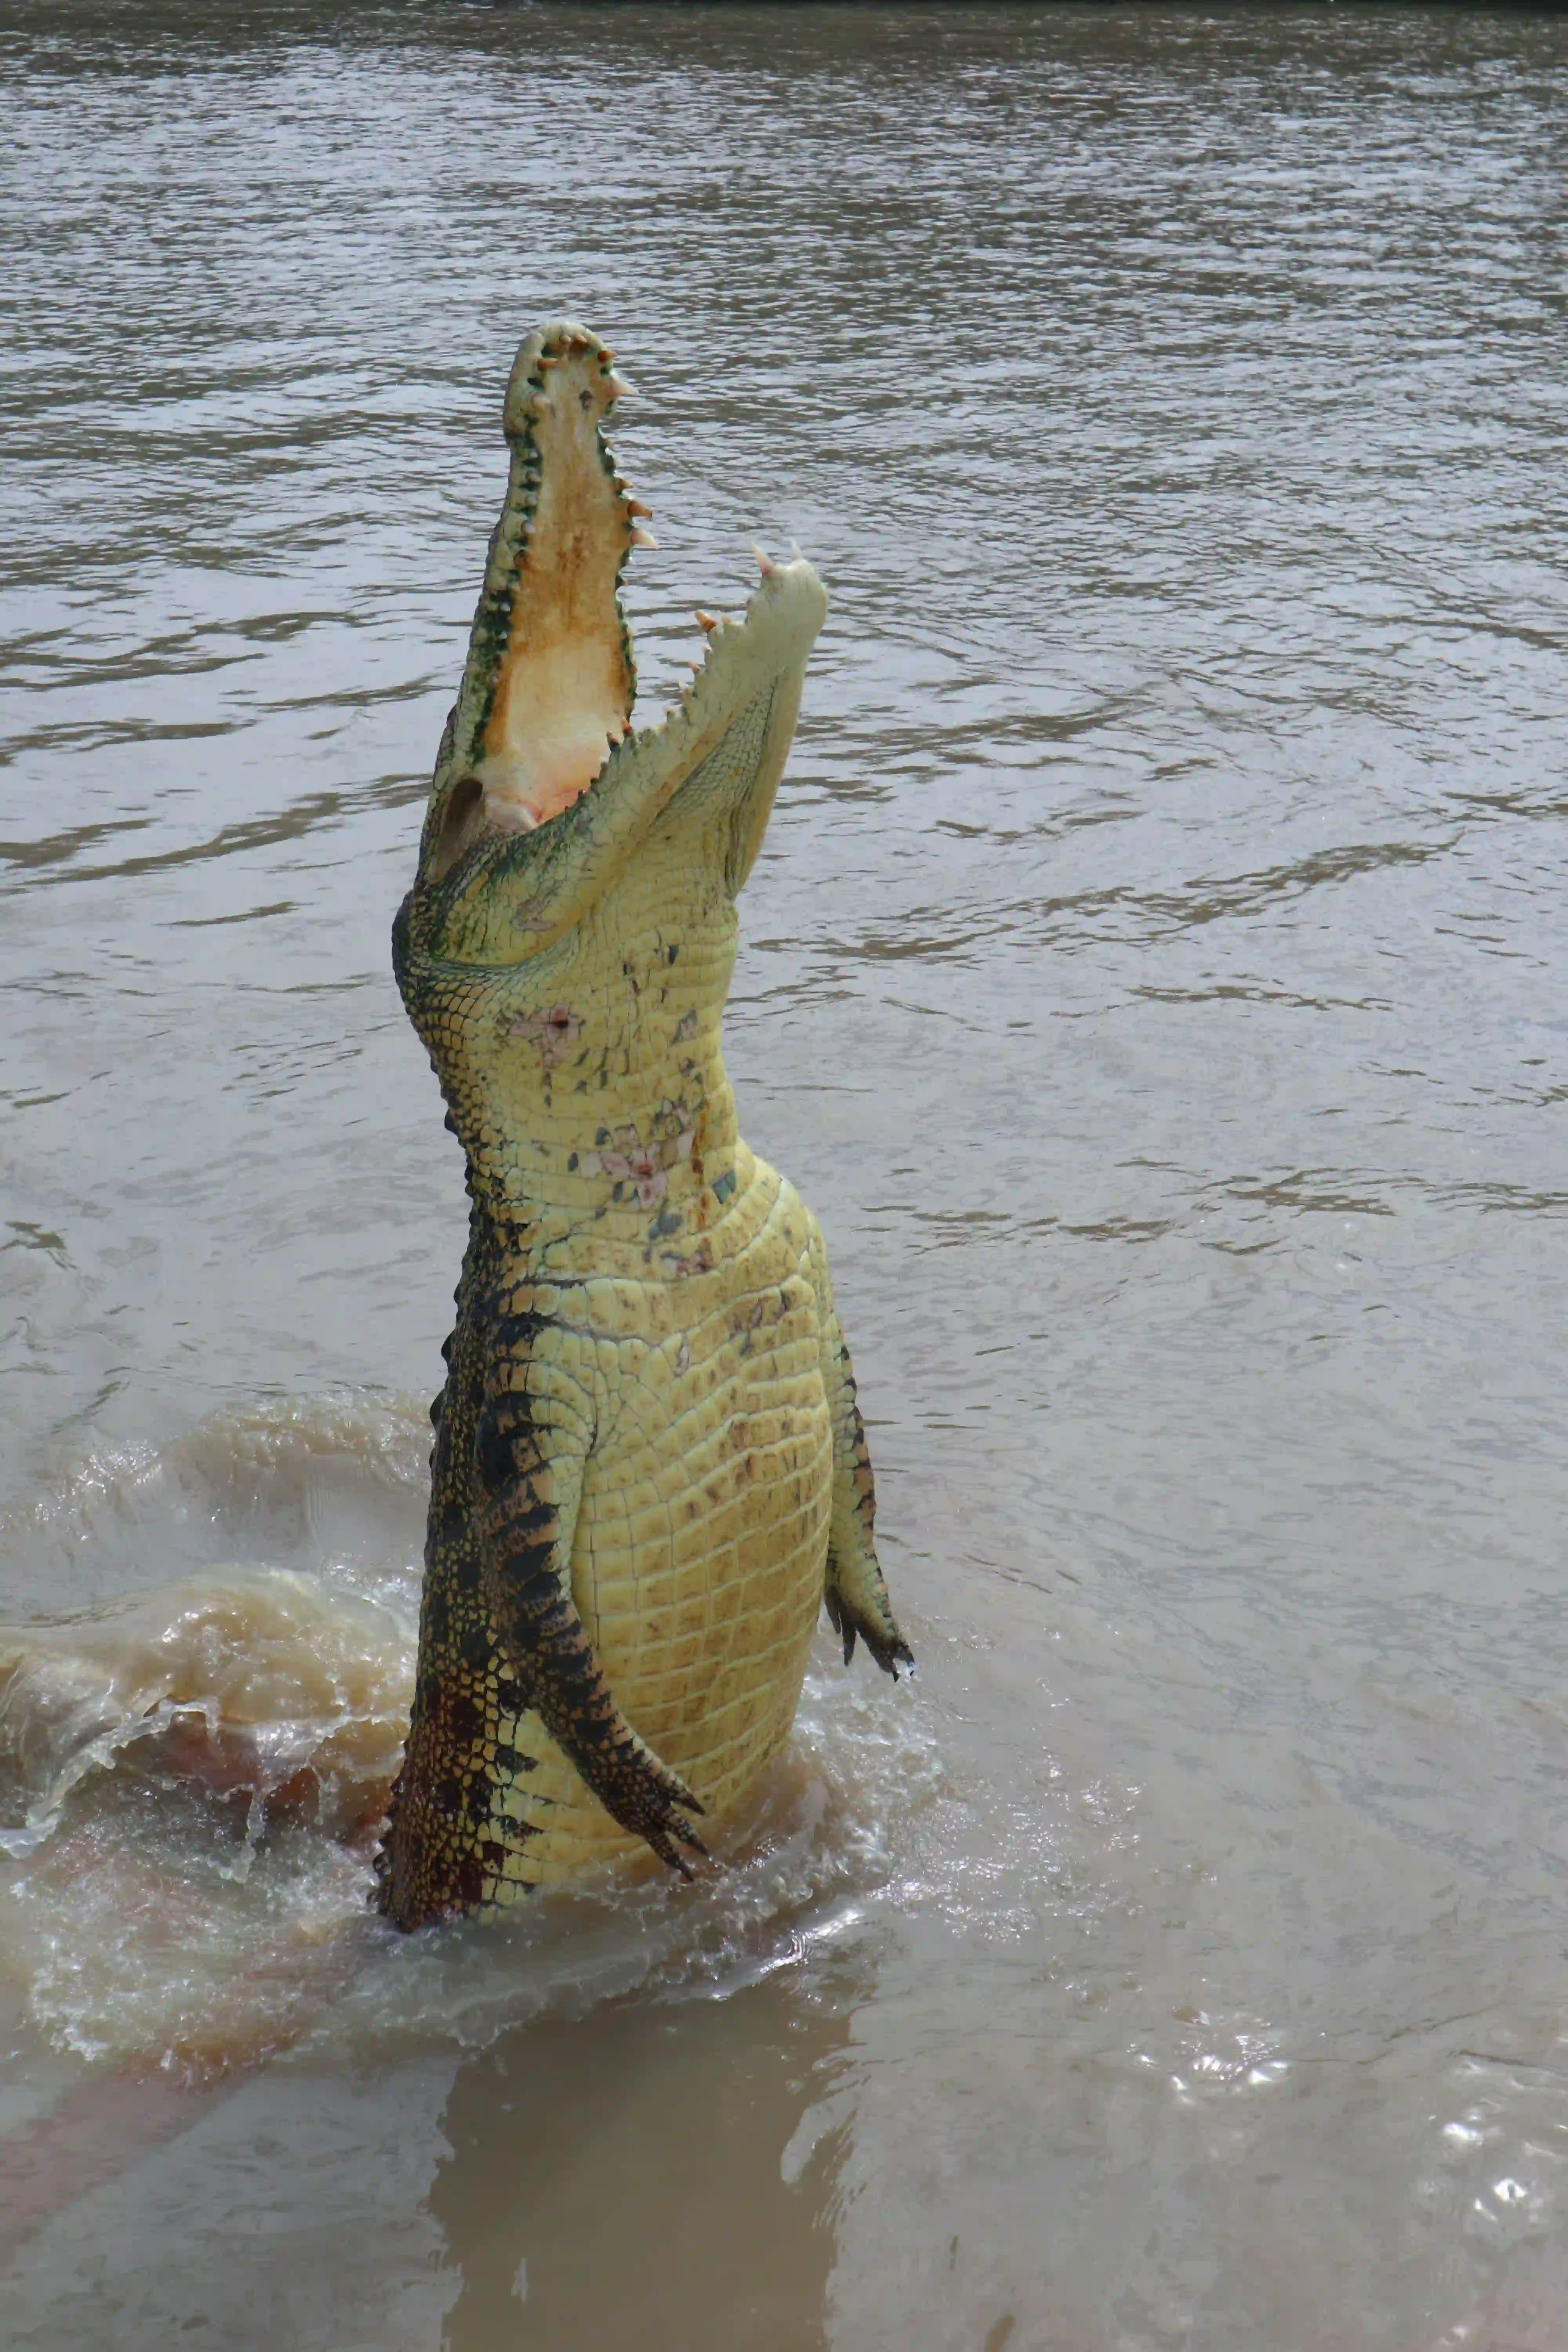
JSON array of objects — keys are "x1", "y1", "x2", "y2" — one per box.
[{"x1": 2, "y1": 3, "x2": 1567, "y2": 2345}]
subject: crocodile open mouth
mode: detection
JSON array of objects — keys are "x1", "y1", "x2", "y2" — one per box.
[{"x1": 426, "y1": 321, "x2": 806, "y2": 884}]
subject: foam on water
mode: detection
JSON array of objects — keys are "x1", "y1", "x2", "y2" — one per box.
[
  {"x1": 0, "y1": 1568, "x2": 414, "y2": 1862},
  {"x1": 0, "y1": 1400, "x2": 943, "y2": 2079}
]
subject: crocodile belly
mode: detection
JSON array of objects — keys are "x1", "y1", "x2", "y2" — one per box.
[{"x1": 481, "y1": 1198, "x2": 834, "y2": 1893}]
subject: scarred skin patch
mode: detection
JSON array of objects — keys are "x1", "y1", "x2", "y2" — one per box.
[{"x1": 508, "y1": 1003, "x2": 583, "y2": 1066}]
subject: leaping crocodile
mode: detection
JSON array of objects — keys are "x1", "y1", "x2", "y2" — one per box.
[{"x1": 375, "y1": 323, "x2": 911, "y2": 1932}]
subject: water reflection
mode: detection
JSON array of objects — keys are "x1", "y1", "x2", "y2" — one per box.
[{"x1": 431, "y1": 1977, "x2": 849, "y2": 2352}]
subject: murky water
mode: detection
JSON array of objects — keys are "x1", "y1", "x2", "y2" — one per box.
[{"x1": 2, "y1": 1, "x2": 1566, "y2": 2343}]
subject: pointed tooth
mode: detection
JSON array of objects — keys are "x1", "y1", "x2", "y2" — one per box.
[
  {"x1": 606, "y1": 373, "x2": 636, "y2": 399},
  {"x1": 627, "y1": 498, "x2": 654, "y2": 519},
  {"x1": 696, "y1": 610, "x2": 719, "y2": 633},
  {"x1": 539, "y1": 353, "x2": 560, "y2": 370},
  {"x1": 752, "y1": 541, "x2": 777, "y2": 577},
  {"x1": 789, "y1": 540, "x2": 804, "y2": 563},
  {"x1": 632, "y1": 527, "x2": 658, "y2": 549}
]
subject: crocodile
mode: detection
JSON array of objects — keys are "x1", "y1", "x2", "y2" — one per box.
[{"x1": 374, "y1": 322, "x2": 911, "y2": 1931}]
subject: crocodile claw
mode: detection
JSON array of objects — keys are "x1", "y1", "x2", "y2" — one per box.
[
  {"x1": 649, "y1": 1809, "x2": 713, "y2": 1882},
  {"x1": 824, "y1": 1587, "x2": 914, "y2": 1682},
  {"x1": 588, "y1": 1737, "x2": 710, "y2": 1879}
]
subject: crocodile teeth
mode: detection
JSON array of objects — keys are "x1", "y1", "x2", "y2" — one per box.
[
  {"x1": 753, "y1": 543, "x2": 777, "y2": 577},
  {"x1": 627, "y1": 499, "x2": 654, "y2": 519},
  {"x1": 632, "y1": 527, "x2": 658, "y2": 549},
  {"x1": 695, "y1": 610, "x2": 719, "y2": 633},
  {"x1": 606, "y1": 374, "x2": 636, "y2": 399}
]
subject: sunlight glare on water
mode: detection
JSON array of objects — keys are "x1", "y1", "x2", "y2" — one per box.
[{"x1": 1, "y1": 3, "x2": 1567, "y2": 2346}]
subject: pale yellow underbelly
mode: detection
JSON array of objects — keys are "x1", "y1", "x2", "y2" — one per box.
[{"x1": 477, "y1": 1164, "x2": 834, "y2": 1895}]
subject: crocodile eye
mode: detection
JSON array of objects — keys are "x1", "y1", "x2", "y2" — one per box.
[{"x1": 579, "y1": 389, "x2": 592, "y2": 412}]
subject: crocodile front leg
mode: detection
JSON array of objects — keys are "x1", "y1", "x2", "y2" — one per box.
[
  {"x1": 472, "y1": 1364, "x2": 709, "y2": 1878},
  {"x1": 808, "y1": 1223, "x2": 914, "y2": 1679},
  {"x1": 377, "y1": 1332, "x2": 707, "y2": 1931}
]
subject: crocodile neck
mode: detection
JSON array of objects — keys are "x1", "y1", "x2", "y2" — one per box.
[{"x1": 396, "y1": 826, "x2": 745, "y2": 1263}]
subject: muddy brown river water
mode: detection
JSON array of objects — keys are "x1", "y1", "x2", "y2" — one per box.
[{"x1": 2, "y1": 3, "x2": 1566, "y2": 2345}]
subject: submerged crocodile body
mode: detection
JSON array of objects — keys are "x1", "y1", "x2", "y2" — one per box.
[{"x1": 375, "y1": 323, "x2": 911, "y2": 1931}]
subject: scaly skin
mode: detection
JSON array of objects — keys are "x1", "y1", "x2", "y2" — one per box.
[{"x1": 375, "y1": 323, "x2": 911, "y2": 1931}]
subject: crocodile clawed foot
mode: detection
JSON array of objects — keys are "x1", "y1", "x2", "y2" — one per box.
[
  {"x1": 859, "y1": 1626, "x2": 915, "y2": 1682},
  {"x1": 648, "y1": 1810, "x2": 712, "y2": 1884},
  {"x1": 588, "y1": 1739, "x2": 711, "y2": 1881},
  {"x1": 825, "y1": 1588, "x2": 915, "y2": 1682}
]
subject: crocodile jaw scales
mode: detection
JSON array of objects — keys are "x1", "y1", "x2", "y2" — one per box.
[{"x1": 375, "y1": 323, "x2": 911, "y2": 1930}]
